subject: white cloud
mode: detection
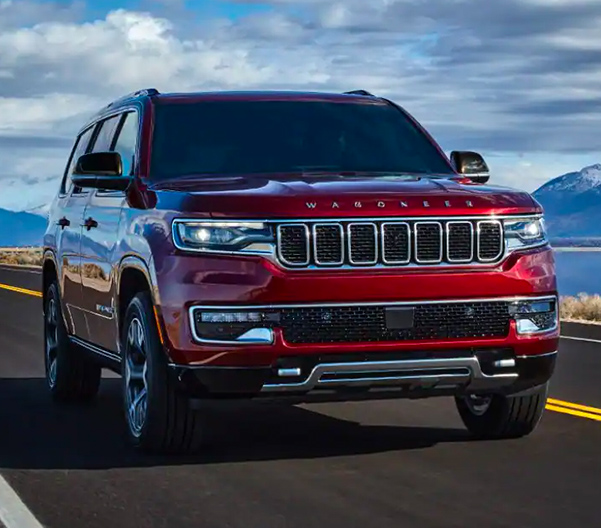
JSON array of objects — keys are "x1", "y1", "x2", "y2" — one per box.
[{"x1": 1, "y1": 0, "x2": 601, "y2": 209}]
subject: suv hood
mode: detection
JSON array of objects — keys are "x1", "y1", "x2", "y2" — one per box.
[{"x1": 151, "y1": 173, "x2": 539, "y2": 218}]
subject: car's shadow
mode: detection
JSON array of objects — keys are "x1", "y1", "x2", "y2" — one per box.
[{"x1": 0, "y1": 378, "x2": 471, "y2": 470}]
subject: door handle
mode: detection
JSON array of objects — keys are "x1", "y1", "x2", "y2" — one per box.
[
  {"x1": 57, "y1": 217, "x2": 70, "y2": 228},
  {"x1": 81, "y1": 217, "x2": 98, "y2": 230}
]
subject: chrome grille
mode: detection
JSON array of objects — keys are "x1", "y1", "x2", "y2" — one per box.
[
  {"x1": 313, "y1": 224, "x2": 343, "y2": 265},
  {"x1": 277, "y1": 218, "x2": 504, "y2": 268}
]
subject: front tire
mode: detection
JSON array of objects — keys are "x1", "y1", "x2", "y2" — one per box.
[
  {"x1": 44, "y1": 281, "x2": 101, "y2": 402},
  {"x1": 121, "y1": 291, "x2": 204, "y2": 454},
  {"x1": 455, "y1": 383, "x2": 549, "y2": 439}
]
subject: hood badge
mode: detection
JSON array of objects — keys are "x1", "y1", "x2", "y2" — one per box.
[{"x1": 306, "y1": 200, "x2": 474, "y2": 209}]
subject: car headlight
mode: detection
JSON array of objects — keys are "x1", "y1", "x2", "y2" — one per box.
[
  {"x1": 173, "y1": 220, "x2": 275, "y2": 254},
  {"x1": 503, "y1": 216, "x2": 547, "y2": 250}
]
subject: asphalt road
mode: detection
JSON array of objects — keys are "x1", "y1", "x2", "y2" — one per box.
[{"x1": 0, "y1": 265, "x2": 600, "y2": 528}]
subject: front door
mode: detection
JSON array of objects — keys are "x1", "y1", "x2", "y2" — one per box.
[
  {"x1": 55, "y1": 125, "x2": 96, "y2": 340},
  {"x1": 79, "y1": 110, "x2": 140, "y2": 352}
]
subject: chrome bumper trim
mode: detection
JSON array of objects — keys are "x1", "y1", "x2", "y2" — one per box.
[{"x1": 261, "y1": 356, "x2": 519, "y2": 394}]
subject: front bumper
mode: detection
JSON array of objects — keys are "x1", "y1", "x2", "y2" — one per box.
[{"x1": 172, "y1": 350, "x2": 557, "y2": 402}]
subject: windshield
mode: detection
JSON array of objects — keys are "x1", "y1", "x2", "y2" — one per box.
[{"x1": 149, "y1": 99, "x2": 455, "y2": 181}]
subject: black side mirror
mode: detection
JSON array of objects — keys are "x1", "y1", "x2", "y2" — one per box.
[
  {"x1": 72, "y1": 152, "x2": 131, "y2": 191},
  {"x1": 450, "y1": 151, "x2": 490, "y2": 184}
]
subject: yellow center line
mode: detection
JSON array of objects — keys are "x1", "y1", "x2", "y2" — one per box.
[
  {"x1": 546, "y1": 404, "x2": 601, "y2": 422},
  {"x1": 546, "y1": 398, "x2": 601, "y2": 416},
  {"x1": 0, "y1": 283, "x2": 42, "y2": 298}
]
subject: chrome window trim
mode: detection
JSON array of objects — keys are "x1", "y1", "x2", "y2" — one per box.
[
  {"x1": 381, "y1": 222, "x2": 411, "y2": 264},
  {"x1": 277, "y1": 223, "x2": 310, "y2": 266},
  {"x1": 414, "y1": 221, "x2": 443, "y2": 264},
  {"x1": 312, "y1": 223, "x2": 344, "y2": 266},
  {"x1": 347, "y1": 222, "x2": 379, "y2": 265},
  {"x1": 447, "y1": 221, "x2": 474, "y2": 264},
  {"x1": 477, "y1": 220, "x2": 504, "y2": 262}
]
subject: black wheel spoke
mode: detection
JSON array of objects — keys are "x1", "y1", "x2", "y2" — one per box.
[{"x1": 124, "y1": 317, "x2": 149, "y2": 438}]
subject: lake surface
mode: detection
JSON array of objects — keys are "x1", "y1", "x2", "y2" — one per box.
[{"x1": 554, "y1": 249, "x2": 601, "y2": 296}]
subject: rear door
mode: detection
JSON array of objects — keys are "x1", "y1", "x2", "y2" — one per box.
[
  {"x1": 79, "y1": 110, "x2": 140, "y2": 352},
  {"x1": 55, "y1": 125, "x2": 96, "y2": 340}
]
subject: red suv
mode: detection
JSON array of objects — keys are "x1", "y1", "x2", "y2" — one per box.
[{"x1": 42, "y1": 88, "x2": 558, "y2": 454}]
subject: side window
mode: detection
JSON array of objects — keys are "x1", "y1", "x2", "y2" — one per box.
[
  {"x1": 112, "y1": 112, "x2": 139, "y2": 176},
  {"x1": 91, "y1": 115, "x2": 121, "y2": 153},
  {"x1": 60, "y1": 125, "x2": 95, "y2": 195}
]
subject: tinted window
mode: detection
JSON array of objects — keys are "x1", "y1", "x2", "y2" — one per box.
[
  {"x1": 61, "y1": 125, "x2": 95, "y2": 195},
  {"x1": 149, "y1": 100, "x2": 454, "y2": 181},
  {"x1": 91, "y1": 114, "x2": 121, "y2": 152},
  {"x1": 113, "y1": 112, "x2": 139, "y2": 176}
]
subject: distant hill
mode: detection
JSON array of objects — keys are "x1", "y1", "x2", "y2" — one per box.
[
  {"x1": 0, "y1": 208, "x2": 47, "y2": 247},
  {"x1": 533, "y1": 164, "x2": 601, "y2": 240}
]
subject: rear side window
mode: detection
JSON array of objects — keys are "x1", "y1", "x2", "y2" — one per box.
[
  {"x1": 149, "y1": 100, "x2": 454, "y2": 181},
  {"x1": 91, "y1": 114, "x2": 121, "y2": 153},
  {"x1": 60, "y1": 125, "x2": 95, "y2": 195},
  {"x1": 112, "y1": 112, "x2": 139, "y2": 176}
]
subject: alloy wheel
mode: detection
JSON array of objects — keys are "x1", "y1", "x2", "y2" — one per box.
[
  {"x1": 45, "y1": 297, "x2": 59, "y2": 389},
  {"x1": 464, "y1": 394, "x2": 493, "y2": 416},
  {"x1": 124, "y1": 317, "x2": 149, "y2": 438}
]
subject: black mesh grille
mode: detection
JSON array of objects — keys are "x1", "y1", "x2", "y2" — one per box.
[
  {"x1": 382, "y1": 223, "x2": 410, "y2": 263},
  {"x1": 314, "y1": 225, "x2": 343, "y2": 264},
  {"x1": 415, "y1": 223, "x2": 442, "y2": 262},
  {"x1": 447, "y1": 222, "x2": 473, "y2": 262},
  {"x1": 275, "y1": 218, "x2": 506, "y2": 268},
  {"x1": 280, "y1": 301, "x2": 511, "y2": 344},
  {"x1": 349, "y1": 224, "x2": 377, "y2": 263},
  {"x1": 278, "y1": 225, "x2": 308, "y2": 264},
  {"x1": 479, "y1": 222, "x2": 503, "y2": 260}
]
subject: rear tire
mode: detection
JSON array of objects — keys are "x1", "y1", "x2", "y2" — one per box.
[
  {"x1": 455, "y1": 383, "x2": 549, "y2": 439},
  {"x1": 44, "y1": 281, "x2": 101, "y2": 402},
  {"x1": 121, "y1": 291, "x2": 204, "y2": 454}
]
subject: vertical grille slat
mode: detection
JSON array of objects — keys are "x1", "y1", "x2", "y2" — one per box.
[
  {"x1": 447, "y1": 221, "x2": 474, "y2": 263},
  {"x1": 313, "y1": 224, "x2": 344, "y2": 265},
  {"x1": 414, "y1": 222, "x2": 443, "y2": 263},
  {"x1": 477, "y1": 221, "x2": 504, "y2": 261},
  {"x1": 275, "y1": 218, "x2": 507, "y2": 268},
  {"x1": 348, "y1": 223, "x2": 378, "y2": 264},
  {"x1": 382, "y1": 223, "x2": 410, "y2": 264},
  {"x1": 278, "y1": 224, "x2": 309, "y2": 265}
]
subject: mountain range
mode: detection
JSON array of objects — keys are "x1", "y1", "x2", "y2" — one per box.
[
  {"x1": 0, "y1": 165, "x2": 599, "y2": 247},
  {"x1": 532, "y1": 164, "x2": 601, "y2": 239},
  {"x1": 0, "y1": 207, "x2": 48, "y2": 247}
]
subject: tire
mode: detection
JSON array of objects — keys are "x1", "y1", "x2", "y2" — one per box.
[
  {"x1": 455, "y1": 383, "x2": 549, "y2": 439},
  {"x1": 121, "y1": 291, "x2": 204, "y2": 454},
  {"x1": 44, "y1": 280, "x2": 101, "y2": 402}
]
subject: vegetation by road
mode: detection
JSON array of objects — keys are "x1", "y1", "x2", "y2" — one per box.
[{"x1": 0, "y1": 247, "x2": 43, "y2": 267}]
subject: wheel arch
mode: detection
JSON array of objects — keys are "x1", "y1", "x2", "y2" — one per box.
[
  {"x1": 116, "y1": 255, "x2": 169, "y2": 356},
  {"x1": 42, "y1": 250, "x2": 59, "y2": 300}
]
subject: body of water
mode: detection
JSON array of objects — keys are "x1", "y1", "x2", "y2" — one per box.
[{"x1": 554, "y1": 249, "x2": 601, "y2": 296}]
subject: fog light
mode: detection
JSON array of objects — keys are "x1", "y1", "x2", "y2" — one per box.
[
  {"x1": 200, "y1": 312, "x2": 264, "y2": 323},
  {"x1": 511, "y1": 298, "x2": 557, "y2": 335},
  {"x1": 193, "y1": 309, "x2": 280, "y2": 344}
]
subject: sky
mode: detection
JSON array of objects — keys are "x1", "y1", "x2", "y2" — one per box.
[{"x1": 1, "y1": 0, "x2": 601, "y2": 212}]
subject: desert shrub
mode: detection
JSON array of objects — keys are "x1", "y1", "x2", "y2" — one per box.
[
  {"x1": 560, "y1": 293, "x2": 601, "y2": 322},
  {"x1": 0, "y1": 248, "x2": 43, "y2": 267}
]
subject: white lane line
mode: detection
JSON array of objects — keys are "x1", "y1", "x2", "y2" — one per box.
[
  {"x1": 560, "y1": 335, "x2": 601, "y2": 344},
  {"x1": 0, "y1": 475, "x2": 44, "y2": 528}
]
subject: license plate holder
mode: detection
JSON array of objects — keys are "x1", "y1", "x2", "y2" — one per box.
[{"x1": 384, "y1": 307, "x2": 415, "y2": 330}]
